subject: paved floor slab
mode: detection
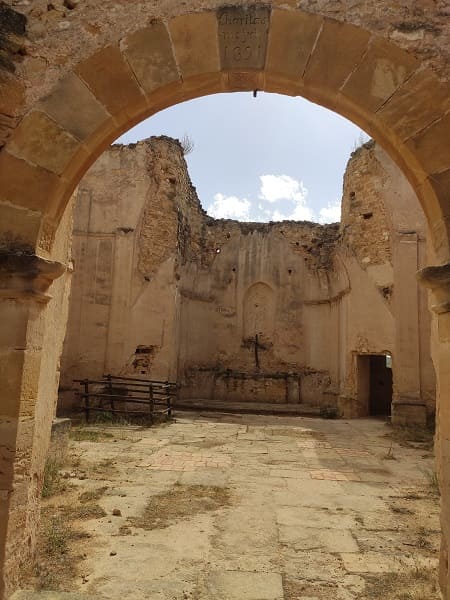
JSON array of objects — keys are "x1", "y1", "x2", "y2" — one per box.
[{"x1": 25, "y1": 413, "x2": 440, "y2": 599}]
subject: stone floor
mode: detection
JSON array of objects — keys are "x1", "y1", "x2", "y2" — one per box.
[{"x1": 24, "y1": 413, "x2": 441, "y2": 599}]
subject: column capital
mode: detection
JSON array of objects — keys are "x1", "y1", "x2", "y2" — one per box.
[
  {"x1": 0, "y1": 250, "x2": 65, "y2": 302},
  {"x1": 417, "y1": 262, "x2": 450, "y2": 314}
]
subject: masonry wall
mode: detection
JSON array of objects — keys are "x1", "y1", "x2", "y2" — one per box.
[
  {"x1": 59, "y1": 138, "x2": 193, "y2": 407},
  {"x1": 60, "y1": 137, "x2": 435, "y2": 422}
]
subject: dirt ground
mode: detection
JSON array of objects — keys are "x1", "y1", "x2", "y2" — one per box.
[{"x1": 21, "y1": 413, "x2": 441, "y2": 600}]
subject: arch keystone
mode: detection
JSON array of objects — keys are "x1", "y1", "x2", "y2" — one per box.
[
  {"x1": 218, "y1": 5, "x2": 271, "y2": 71},
  {"x1": 169, "y1": 12, "x2": 220, "y2": 78},
  {"x1": 266, "y1": 9, "x2": 322, "y2": 79},
  {"x1": 7, "y1": 111, "x2": 81, "y2": 176},
  {"x1": 121, "y1": 22, "x2": 180, "y2": 95}
]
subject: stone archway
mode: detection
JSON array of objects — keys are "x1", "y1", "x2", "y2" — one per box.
[{"x1": 1, "y1": 3, "x2": 450, "y2": 597}]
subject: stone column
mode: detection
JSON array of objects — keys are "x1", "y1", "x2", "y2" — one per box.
[
  {"x1": 0, "y1": 250, "x2": 65, "y2": 599},
  {"x1": 417, "y1": 262, "x2": 450, "y2": 599}
]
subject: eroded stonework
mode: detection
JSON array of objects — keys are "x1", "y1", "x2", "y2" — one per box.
[{"x1": 60, "y1": 136, "x2": 435, "y2": 425}]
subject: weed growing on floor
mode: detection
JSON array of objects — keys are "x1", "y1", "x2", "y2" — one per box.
[
  {"x1": 383, "y1": 443, "x2": 397, "y2": 460},
  {"x1": 128, "y1": 484, "x2": 232, "y2": 530},
  {"x1": 319, "y1": 406, "x2": 340, "y2": 419},
  {"x1": 69, "y1": 428, "x2": 114, "y2": 442},
  {"x1": 425, "y1": 469, "x2": 440, "y2": 497},
  {"x1": 61, "y1": 503, "x2": 107, "y2": 520},
  {"x1": 22, "y1": 509, "x2": 90, "y2": 591},
  {"x1": 42, "y1": 459, "x2": 69, "y2": 498},
  {"x1": 386, "y1": 425, "x2": 434, "y2": 451},
  {"x1": 390, "y1": 505, "x2": 415, "y2": 515},
  {"x1": 79, "y1": 486, "x2": 108, "y2": 503},
  {"x1": 91, "y1": 457, "x2": 117, "y2": 477},
  {"x1": 24, "y1": 453, "x2": 110, "y2": 590},
  {"x1": 364, "y1": 565, "x2": 440, "y2": 599}
]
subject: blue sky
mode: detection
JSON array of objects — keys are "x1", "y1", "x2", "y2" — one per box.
[{"x1": 115, "y1": 92, "x2": 370, "y2": 223}]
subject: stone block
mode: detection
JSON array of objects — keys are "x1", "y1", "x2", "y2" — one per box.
[
  {"x1": 76, "y1": 46, "x2": 145, "y2": 118},
  {"x1": 169, "y1": 12, "x2": 220, "y2": 78},
  {"x1": 0, "y1": 203, "x2": 41, "y2": 247},
  {"x1": 207, "y1": 571, "x2": 283, "y2": 600},
  {"x1": 0, "y1": 301, "x2": 30, "y2": 348},
  {"x1": 266, "y1": 9, "x2": 322, "y2": 78},
  {"x1": 342, "y1": 38, "x2": 419, "y2": 113},
  {"x1": 377, "y1": 69, "x2": 450, "y2": 141},
  {"x1": 0, "y1": 74, "x2": 25, "y2": 116},
  {"x1": 7, "y1": 111, "x2": 81, "y2": 176},
  {"x1": 278, "y1": 524, "x2": 359, "y2": 552},
  {"x1": 0, "y1": 151, "x2": 59, "y2": 212},
  {"x1": 121, "y1": 22, "x2": 179, "y2": 95},
  {"x1": 0, "y1": 351, "x2": 25, "y2": 418},
  {"x1": 304, "y1": 20, "x2": 370, "y2": 91},
  {"x1": 38, "y1": 73, "x2": 111, "y2": 142},
  {"x1": 391, "y1": 402, "x2": 427, "y2": 426},
  {"x1": 406, "y1": 112, "x2": 450, "y2": 177},
  {"x1": 420, "y1": 170, "x2": 450, "y2": 224}
]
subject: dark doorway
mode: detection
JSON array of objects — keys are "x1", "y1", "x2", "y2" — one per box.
[{"x1": 357, "y1": 354, "x2": 393, "y2": 417}]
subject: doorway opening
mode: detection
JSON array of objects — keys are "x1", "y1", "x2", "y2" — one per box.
[{"x1": 357, "y1": 354, "x2": 393, "y2": 418}]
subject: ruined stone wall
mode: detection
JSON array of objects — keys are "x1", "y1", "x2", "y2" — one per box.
[
  {"x1": 59, "y1": 137, "x2": 196, "y2": 410},
  {"x1": 176, "y1": 217, "x2": 343, "y2": 406},
  {"x1": 337, "y1": 141, "x2": 435, "y2": 421},
  {"x1": 60, "y1": 136, "x2": 435, "y2": 421}
]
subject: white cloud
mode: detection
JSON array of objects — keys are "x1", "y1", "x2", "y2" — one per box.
[
  {"x1": 318, "y1": 200, "x2": 341, "y2": 224},
  {"x1": 207, "y1": 192, "x2": 251, "y2": 221},
  {"x1": 270, "y1": 204, "x2": 315, "y2": 222},
  {"x1": 259, "y1": 174, "x2": 307, "y2": 204},
  {"x1": 208, "y1": 175, "x2": 340, "y2": 224},
  {"x1": 259, "y1": 174, "x2": 314, "y2": 222}
]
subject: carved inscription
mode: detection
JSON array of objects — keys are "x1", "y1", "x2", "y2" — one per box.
[{"x1": 218, "y1": 6, "x2": 271, "y2": 70}]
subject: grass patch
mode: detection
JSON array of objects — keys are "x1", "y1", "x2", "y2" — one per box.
[
  {"x1": 365, "y1": 565, "x2": 440, "y2": 599},
  {"x1": 24, "y1": 509, "x2": 90, "y2": 591},
  {"x1": 425, "y1": 469, "x2": 440, "y2": 497},
  {"x1": 69, "y1": 428, "x2": 114, "y2": 442},
  {"x1": 128, "y1": 484, "x2": 232, "y2": 530},
  {"x1": 42, "y1": 459, "x2": 68, "y2": 498},
  {"x1": 390, "y1": 505, "x2": 415, "y2": 515},
  {"x1": 91, "y1": 457, "x2": 117, "y2": 477},
  {"x1": 386, "y1": 425, "x2": 434, "y2": 451},
  {"x1": 79, "y1": 486, "x2": 108, "y2": 503},
  {"x1": 61, "y1": 503, "x2": 107, "y2": 520}
]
